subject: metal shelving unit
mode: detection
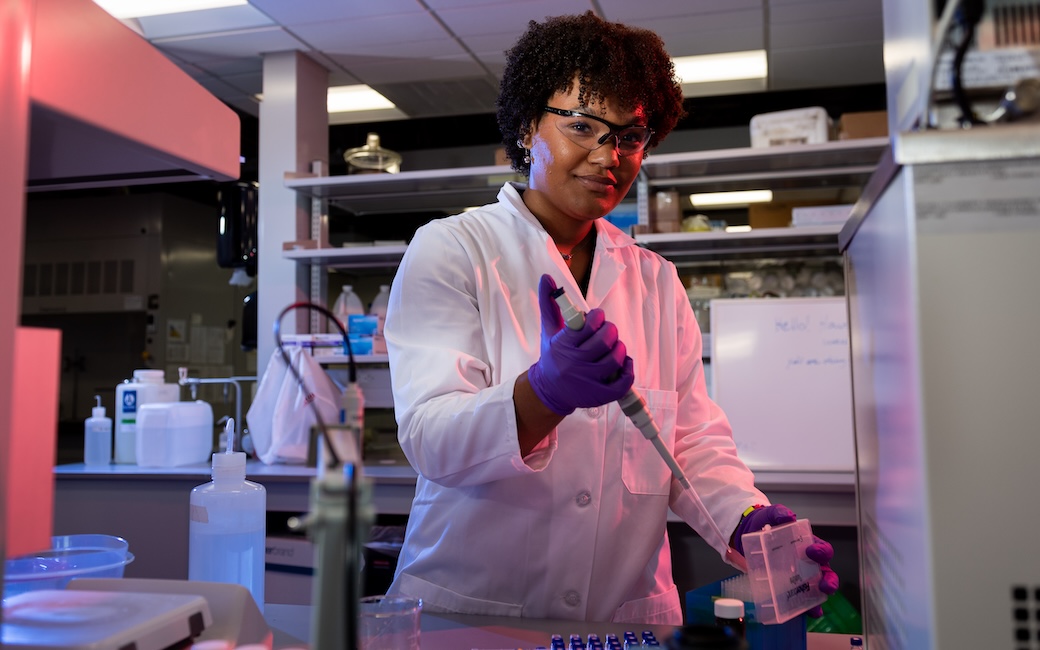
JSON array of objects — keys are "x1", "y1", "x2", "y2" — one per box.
[{"x1": 283, "y1": 137, "x2": 888, "y2": 271}]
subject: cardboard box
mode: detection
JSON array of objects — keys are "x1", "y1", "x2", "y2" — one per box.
[
  {"x1": 652, "y1": 190, "x2": 682, "y2": 233},
  {"x1": 748, "y1": 203, "x2": 792, "y2": 229},
  {"x1": 839, "y1": 111, "x2": 888, "y2": 140}
]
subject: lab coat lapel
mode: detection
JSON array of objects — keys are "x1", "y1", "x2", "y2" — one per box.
[{"x1": 585, "y1": 221, "x2": 628, "y2": 307}]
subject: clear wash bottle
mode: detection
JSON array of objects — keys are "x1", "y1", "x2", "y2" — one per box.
[{"x1": 188, "y1": 419, "x2": 267, "y2": 612}]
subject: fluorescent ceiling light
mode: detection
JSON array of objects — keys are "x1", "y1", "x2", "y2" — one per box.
[
  {"x1": 690, "y1": 189, "x2": 773, "y2": 207},
  {"x1": 327, "y1": 85, "x2": 396, "y2": 113},
  {"x1": 94, "y1": 0, "x2": 247, "y2": 19},
  {"x1": 673, "y1": 50, "x2": 768, "y2": 84}
]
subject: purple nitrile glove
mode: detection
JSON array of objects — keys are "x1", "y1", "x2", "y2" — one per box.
[
  {"x1": 528, "y1": 274, "x2": 634, "y2": 416},
  {"x1": 732, "y1": 504, "x2": 840, "y2": 618}
]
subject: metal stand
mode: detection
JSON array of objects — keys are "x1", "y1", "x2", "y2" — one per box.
[
  {"x1": 290, "y1": 422, "x2": 372, "y2": 650},
  {"x1": 176, "y1": 368, "x2": 257, "y2": 449}
]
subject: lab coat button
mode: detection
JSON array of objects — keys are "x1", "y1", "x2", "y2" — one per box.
[
  {"x1": 564, "y1": 590, "x2": 581, "y2": 606},
  {"x1": 586, "y1": 407, "x2": 601, "y2": 418},
  {"x1": 575, "y1": 491, "x2": 591, "y2": 507}
]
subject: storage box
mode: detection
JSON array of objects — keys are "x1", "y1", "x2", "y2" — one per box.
[
  {"x1": 652, "y1": 191, "x2": 682, "y2": 233},
  {"x1": 838, "y1": 111, "x2": 888, "y2": 140},
  {"x1": 741, "y1": 519, "x2": 828, "y2": 624},
  {"x1": 791, "y1": 204, "x2": 854, "y2": 227},
  {"x1": 279, "y1": 333, "x2": 348, "y2": 357},
  {"x1": 750, "y1": 107, "x2": 832, "y2": 148},
  {"x1": 748, "y1": 203, "x2": 792, "y2": 229}
]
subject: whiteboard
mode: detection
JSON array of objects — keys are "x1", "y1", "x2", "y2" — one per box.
[{"x1": 710, "y1": 297, "x2": 854, "y2": 472}]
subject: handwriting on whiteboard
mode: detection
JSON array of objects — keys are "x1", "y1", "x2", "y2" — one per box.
[{"x1": 775, "y1": 315, "x2": 849, "y2": 370}]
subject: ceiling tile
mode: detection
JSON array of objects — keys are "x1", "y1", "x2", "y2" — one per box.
[
  {"x1": 340, "y1": 56, "x2": 488, "y2": 85},
  {"x1": 599, "y1": 0, "x2": 761, "y2": 22},
  {"x1": 286, "y1": 12, "x2": 452, "y2": 50},
  {"x1": 627, "y1": 11, "x2": 765, "y2": 57},
  {"x1": 134, "y1": 5, "x2": 274, "y2": 40},
  {"x1": 152, "y1": 26, "x2": 311, "y2": 61},
  {"x1": 770, "y1": 0, "x2": 881, "y2": 23},
  {"x1": 769, "y1": 42, "x2": 884, "y2": 90},
  {"x1": 111, "y1": 0, "x2": 889, "y2": 122},
  {"x1": 770, "y1": 13, "x2": 883, "y2": 49},
  {"x1": 248, "y1": 0, "x2": 423, "y2": 24},
  {"x1": 435, "y1": 0, "x2": 592, "y2": 37},
  {"x1": 375, "y1": 77, "x2": 500, "y2": 117},
  {"x1": 181, "y1": 56, "x2": 264, "y2": 77}
]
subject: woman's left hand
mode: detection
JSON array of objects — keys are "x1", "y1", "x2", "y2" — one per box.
[{"x1": 732, "y1": 504, "x2": 840, "y2": 617}]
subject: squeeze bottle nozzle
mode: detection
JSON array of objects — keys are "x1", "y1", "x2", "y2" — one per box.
[
  {"x1": 224, "y1": 418, "x2": 235, "y2": 454},
  {"x1": 92, "y1": 395, "x2": 106, "y2": 419}
]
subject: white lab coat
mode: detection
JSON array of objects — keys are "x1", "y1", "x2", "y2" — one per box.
[{"x1": 383, "y1": 183, "x2": 767, "y2": 624}]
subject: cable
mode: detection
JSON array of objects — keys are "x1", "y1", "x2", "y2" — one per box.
[
  {"x1": 275, "y1": 301, "x2": 363, "y2": 650},
  {"x1": 273, "y1": 301, "x2": 357, "y2": 468},
  {"x1": 922, "y1": 0, "x2": 966, "y2": 129},
  {"x1": 921, "y1": 0, "x2": 989, "y2": 129},
  {"x1": 951, "y1": 0, "x2": 987, "y2": 126}
]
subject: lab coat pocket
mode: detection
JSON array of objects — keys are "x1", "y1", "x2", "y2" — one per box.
[
  {"x1": 620, "y1": 388, "x2": 678, "y2": 496},
  {"x1": 394, "y1": 573, "x2": 524, "y2": 617},
  {"x1": 611, "y1": 584, "x2": 683, "y2": 625}
]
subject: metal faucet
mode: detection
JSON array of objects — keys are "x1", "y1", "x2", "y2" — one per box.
[{"x1": 177, "y1": 367, "x2": 257, "y2": 450}]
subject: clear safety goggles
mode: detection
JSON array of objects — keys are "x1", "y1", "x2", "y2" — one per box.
[{"x1": 542, "y1": 106, "x2": 654, "y2": 156}]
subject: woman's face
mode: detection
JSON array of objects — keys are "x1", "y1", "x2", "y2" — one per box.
[{"x1": 522, "y1": 83, "x2": 646, "y2": 228}]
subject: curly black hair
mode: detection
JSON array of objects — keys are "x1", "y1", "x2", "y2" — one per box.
[{"x1": 496, "y1": 11, "x2": 686, "y2": 175}]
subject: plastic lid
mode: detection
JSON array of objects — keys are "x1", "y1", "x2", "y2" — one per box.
[
  {"x1": 715, "y1": 597, "x2": 745, "y2": 619},
  {"x1": 132, "y1": 369, "x2": 165, "y2": 383},
  {"x1": 850, "y1": 637, "x2": 864, "y2": 647},
  {"x1": 91, "y1": 395, "x2": 106, "y2": 418}
]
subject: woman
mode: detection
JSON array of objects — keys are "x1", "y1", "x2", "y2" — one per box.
[{"x1": 382, "y1": 11, "x2": 837, "y2": 624}]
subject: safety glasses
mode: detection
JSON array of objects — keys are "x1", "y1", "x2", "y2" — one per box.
[{"x1": 542, "y1": 106, "x2": 653, "y2": 156}]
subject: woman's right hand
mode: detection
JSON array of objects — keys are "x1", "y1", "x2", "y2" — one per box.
[{"x1": 527, "y1": 274, "x2": 634, "y2": 415}]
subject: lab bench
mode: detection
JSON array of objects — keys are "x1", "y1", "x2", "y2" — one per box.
[
  {"x1": 266, "y1": 606, "x2": 858, "y2": 650},
  {"x1": 52, "y1": 461, "x2": 854, "y2": 582}
]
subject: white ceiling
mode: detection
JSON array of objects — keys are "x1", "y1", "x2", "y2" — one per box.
[{"x1": 121, "y1": 0, "x2": 886, "y2": 122}]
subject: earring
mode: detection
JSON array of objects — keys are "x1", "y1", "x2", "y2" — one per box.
[{"x1": 517, "y1": 139, "x2": 532, "y2": 164}]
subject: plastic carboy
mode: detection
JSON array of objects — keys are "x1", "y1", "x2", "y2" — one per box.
[
  {"x1": 369, "y1": 284, "x2": 390, "y2": 337},
  {"x1": 188, "y1": 420, "x2": 266, "y2": 612},
  {"x1": 333, "y1": 285, "x2": 365, "y2": 332},
  {"x1": 114, "y1": 369, "x2": 179, "y2": 464}
]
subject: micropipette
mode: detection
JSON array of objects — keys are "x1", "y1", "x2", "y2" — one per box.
[
  {"x1": 552, "y1": 286, "x2": 735, "y2": 554},
  {"x1": 552, "y1": 287, "x2": 690, "y2": 488}
]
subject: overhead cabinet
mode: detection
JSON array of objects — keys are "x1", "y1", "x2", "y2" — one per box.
[{"x1": 26, "y1": 0, "x2": 240, "y2": 191}]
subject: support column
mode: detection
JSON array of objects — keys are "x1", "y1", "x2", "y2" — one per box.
[{"x1": 256, "y1": 51, "x2": 329, "y2": 369}]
